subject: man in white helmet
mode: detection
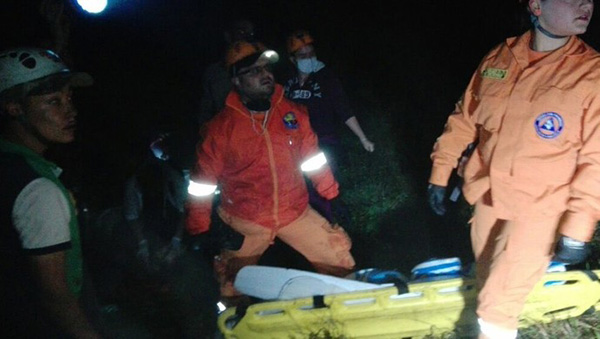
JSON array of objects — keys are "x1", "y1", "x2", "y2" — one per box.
[{"x1": 0, "y1": 48, "x2": 100, "y2": 338}]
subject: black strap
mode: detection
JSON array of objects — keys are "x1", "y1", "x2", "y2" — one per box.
[
  {"x1": 530, "y1": 15, "x2": 567, "y2": 39},
  {"x1": 393, "y1": 278, "x2": 409, "y2": 294},
  {"x1": 583, "y1": 270, "x2": 599, "y2": 282},
  {"x1": 235, "y1": 303, "x2": 248, "y2": 317},
  {"x1": 313, "y1": 295, "x2": 327, "y2": 309}
]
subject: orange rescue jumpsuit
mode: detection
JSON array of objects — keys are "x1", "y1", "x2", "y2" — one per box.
[
  {"x1": 186, "y1": 85, "x2": 355, "y2": 296},
  {"x1": 430, "y1": 31, "x2": 600, "y2": 330}
]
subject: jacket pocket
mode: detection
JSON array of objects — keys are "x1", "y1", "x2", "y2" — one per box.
[
  {"x1": 472, "y1": 93, "x2": 506, "y2": 133},
  {"x1": 512, "y1": 87, "x2": 582, "y2": 183},
  {"x1": 527, "y1": 86, "x2": 584, "y2": 146}
]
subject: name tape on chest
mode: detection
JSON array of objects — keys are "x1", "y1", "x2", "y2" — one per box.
[{"x1": 481, "y1": 68, "x2": 508, "y2": 80}]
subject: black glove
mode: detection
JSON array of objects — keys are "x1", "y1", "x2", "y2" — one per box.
[
  {"x1": 330, "y1": 197, "x2": 352, "y2": 227},
  {"x1": 220, "y1": 226, "x2": 244, "y2": 251},
  {"x1": 427, "y1": 184, "x2": 447, "y2": 216},
  {"x1": 553, "y1": 235, "x2": 591, "y2": 265}
]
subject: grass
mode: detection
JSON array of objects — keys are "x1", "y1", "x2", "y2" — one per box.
[
  {"x1": 336, "y1": 104, "x2": 415, "y2": 235},
  {"x1": 519, "y1": 315, "x2": 600, "y2": 339}
]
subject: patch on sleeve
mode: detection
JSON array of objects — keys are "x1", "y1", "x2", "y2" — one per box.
[{"x1": 481, "y1": 68, "x2": 508, "y2": 80}]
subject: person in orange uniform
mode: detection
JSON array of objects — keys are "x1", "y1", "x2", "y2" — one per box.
[
  {"x1": 186, "y1": 41, "x2": 355, "y2": 300},
  {"x1": 427, "y1": 1, "x2": 598, "y2": 338}
]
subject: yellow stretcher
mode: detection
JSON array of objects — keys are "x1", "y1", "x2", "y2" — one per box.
[{"x1": 217, "y1": 270, "x2": 600, "y2": 338}]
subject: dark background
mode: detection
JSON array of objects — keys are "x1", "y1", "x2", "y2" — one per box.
[
  {"x1": 1, "y1": 0, "x2": 539, "y2": 202},
  {"x1": 3, "y1": 1, "x2": 600, "y2": 335},
  {"x1": 4, "y1": 0, "x2": 600, "y2": 259},
  {"x1": 3, "y1": 0, "x2": 600, "y2": 259}
]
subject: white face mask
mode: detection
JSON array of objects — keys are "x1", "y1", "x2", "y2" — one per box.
[{"x1": 296, "y1": 57, "x2": 324, "y2": 74}]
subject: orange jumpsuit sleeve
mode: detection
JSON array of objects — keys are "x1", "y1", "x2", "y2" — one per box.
[
  {"x1": 429, "y1": 74, "x2": 480, "y2": 187},
  {"x1": 559, "y1": 94, "x2": 600, "y2": 242},
  {"x1": 185, "y1": 122, "x2": 225, "y2": 235},
  {"x1": 298, "y1": 110, "x2": 339, "y2": 200}
]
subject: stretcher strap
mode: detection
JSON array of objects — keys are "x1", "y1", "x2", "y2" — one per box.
[
  {"x1": 313, "y1": 295, "x2": 327, "y2": 309},
  {"x1": 394, "y1": 279, "x2": 409, "y2": 294},
  {"x1": 583, "y1": 270, "x2": 599, "y2": 282},
  {"x1": 236, "y1": 304, "x2": 248, "y2": 318}
]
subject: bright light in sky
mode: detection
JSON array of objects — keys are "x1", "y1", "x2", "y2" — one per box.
[{"x1": 77, "y1": 0, "x2": 107, "y2": 14}]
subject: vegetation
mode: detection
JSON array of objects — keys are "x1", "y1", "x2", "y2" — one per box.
[{"x1": 336, "y1": 105, "x2": 415, "y2": 235}]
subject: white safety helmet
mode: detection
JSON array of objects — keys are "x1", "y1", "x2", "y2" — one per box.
[{"x1": 0, "y1": 48, "x2": 93, "y2": 98}]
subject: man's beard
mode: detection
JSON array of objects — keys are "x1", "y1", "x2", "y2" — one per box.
[
  {"x1": 244, "y1": 84, "x2": 274, "y2": 111},
  {"x1": 245, "y1": 98, "x2": 271, "y2": 111}
]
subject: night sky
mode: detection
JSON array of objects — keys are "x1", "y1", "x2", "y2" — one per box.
[{"x1": 2, "y1": 0, "x2": 600, "y2": 205}]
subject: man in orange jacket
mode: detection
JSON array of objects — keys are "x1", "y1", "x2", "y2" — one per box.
[
  {"x1": 428, "y1": 1, "x2": 598, "y2": 338},
  {"x1": 186, "y1": 41, "x2": 355, "y2": 300}
]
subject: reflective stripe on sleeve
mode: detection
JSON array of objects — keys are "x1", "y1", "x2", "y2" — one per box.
[
  {"x1": 188, "y1": 180, "x2": 217, "y2": 197},
  {"x1": 300, "y1": 152, "x2": 327, "y2": 172}
]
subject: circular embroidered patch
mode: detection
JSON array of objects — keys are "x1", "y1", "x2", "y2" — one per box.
[
  {"x1": 534, "y1": 112, "x2": 564, "y2": 139},
  {"x1": 283, "y1": 112, "x2": 299, "y2": 129}
]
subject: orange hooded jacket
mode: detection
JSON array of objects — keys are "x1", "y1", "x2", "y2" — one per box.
[
  {"x1": 186, "y1": 84, "x2": 339, "y2": 235},
  {"x1": 430, "y1": 31, "x2": 600, "y2": 242}
]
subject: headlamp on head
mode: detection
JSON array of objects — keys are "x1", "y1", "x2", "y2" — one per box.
[{"x1": 225, "y1": 41, "x2": 279, "y2": 77}]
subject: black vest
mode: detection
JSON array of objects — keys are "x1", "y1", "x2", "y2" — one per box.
[{"x1": 0, "y1": 152, "x2": 66, "y2": 338}]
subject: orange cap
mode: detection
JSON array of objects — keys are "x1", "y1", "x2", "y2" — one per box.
[
  {"x1": 225, "y1": 41, "x2": 279, "y2": 76},
  {"x1": 225, "y1": 41, "x2": 279, "y2": 75},
  {"x1": 286, "y1": 30, "x2": 314, "y2": 54},
  {"x1": 225, "y1": 41, "x2": 265, "y2": 67}
]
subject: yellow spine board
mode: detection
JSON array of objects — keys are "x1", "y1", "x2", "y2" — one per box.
[{"x1": 218, "y1": 270, "x2": 600, "y2": 339}]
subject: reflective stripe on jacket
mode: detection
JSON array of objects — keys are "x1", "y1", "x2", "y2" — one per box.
[
  {"x1": 186, "y1": 85, "x2": 339, "y2": 234},
  {"x1": 430, "y1": 31, "x2": 600, "y2": 241}
]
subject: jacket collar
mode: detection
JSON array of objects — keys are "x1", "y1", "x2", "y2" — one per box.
[{"x1": 508, "y1": 30, "x2": 588, "y2": 69}]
